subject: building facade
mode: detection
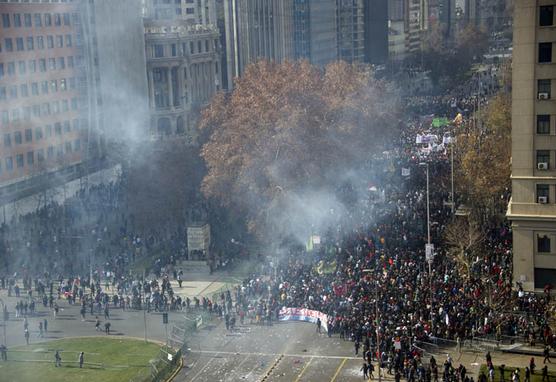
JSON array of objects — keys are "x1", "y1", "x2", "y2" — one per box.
[
  {"x1": 337, "y1": 0, "x2": 365, "y2": 63},
  {"x1": 0, "y1": 1, "x2": 88, "y2": 196},
  {"x1": 508, "y1": 0, "x2": 556, "y2": 291},
  {"x1": 364, "y1": 0, "x2": 388, "y2": 64}
]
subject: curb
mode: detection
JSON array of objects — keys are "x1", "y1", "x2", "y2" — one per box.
[{"x1": 165, "y1": 355, "x2": 184, "y2": 382}]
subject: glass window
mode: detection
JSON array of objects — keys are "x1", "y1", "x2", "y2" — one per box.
[
  {"x1": 47, "y1": 146, "x2": 54, "y2": 158},
  {"x1": 54, "y1": 14, "x2": 61, "y2": 26},
  {"x1": 16, "y1": 38, "x2": 24, "y2": 51},
  {"x1": 26, "y1": 37, "x2": 34, "y2": 50},
  {"x1": 2, "y1": 14, "x2": 10, "y2": 28},
  {"x1": 46, "y1": 125, "x2": 52, "y2": 137},
  {"x1": 4, "y1": 38, "x2": 12, "y2": 52},
  {"x1": 20, "y1": 84, "x2": 28, "y2": 97},
  {"x1": 26, "y1": 151, "x2": 34, "y2": 165},
  {"x1": 537, "y1": 150, "x2": 550, "y2": 167},
  {"x1": 0, "y1": 86, "x2": 5, "y2": 101},
  {"x1": 538, "y1": 115, "x2": 551, "y2": 134},
  {"x1": 39, "y1": 59, "x2": 46, "y2": 72},
  {"x1": 67, "y1": 56, "x2": 74, "y2": 68},
  {"x1": 29, "y1": 60, "x2": 36, "y2": 73},
  {"x1": 537, "y1": 184, "x2": 550, "y2": 202},
  {"x1": 14, "y1": 131, "x2": 22, "y2": 144},
  {"x1": 7, "y1": 62, "x2": 15, "y2": 76},
  {"x1": 37, "y1": 36, "x2": 44, "y2": 49},
  {"x1": 48, "y1": 58, "x2": 56, "y2": 71},
  {"x1": 0, "y1": 63, "x2": 3, "y2": 79},
  {"x1": 18, "y1": 61, "x2": 25, "y2": 75},
  {"x1": 65, "y1": 141, "x2": 72, "y2": 153},
  {"x1": 65, "y1": 34, "x2": 72, "y2": 47},
  {"x1": 58, "y1": 57, "x2": 65, "y2": 70},
  {"x1": 5, "y1": 157, "x2": 13, "y2": 171},
  {"x1": 56, "y1": 35, "x2": 63, "y2": 48},
  {"x1": 25, "y1": 128, "x2": 32, "y2": 142},
  {"x1": 47, "y1": 35, "x2": 54, "y2": 49},
  {"x1": 16, "y1": 154, "x2": 24, "y2": 168},
  {"x1": 31, "y1": 82, "x2": 38, "y2": 95},
  {"x1": 44, "y1": 13, "x2": 51, "y2": 27},
  {"x1": 37, "y1": 149, "x2": 45, "y2": 162},
  {"x1": 154, "y1": 44, "x2": 164, "y2": 58},
  {"x1": 539, "y1": 43, "x2": 553, "y2": 63},
  {"x1": 63, "y1": 13, "x2": 70, "y2": 26},
  {"x1": 74, "y1": 139, "x2": 81, "y2": 151},
  {"x1": 539, "y1": 79, "x2": 552, "y2": 98},
  {"x1": 24, "y1": 14, "x2": 31, "y2": 27},
  {"x1": 3, "y1": 134, "x2": 11, "y2": 147},
  {"x1": 13, "y1": 14, "x2": 21, "y2": 28},
  {"x1": 540, "y1": 6, "x2": 554, "y2": 26},
  {"x1": 34, "y1": 14, "x2": 42, "y2": 27}
]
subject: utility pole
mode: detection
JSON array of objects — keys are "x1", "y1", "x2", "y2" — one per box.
[{"x1": 450, "y1": 142, "x2": 455, "y2": 214}]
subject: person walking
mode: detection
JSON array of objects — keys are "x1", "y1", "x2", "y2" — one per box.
[
  {"x1": 361, "y1": 362, "x2": 369, "y2": 380},
  {"x1": 545, "y1": 347, "x2": 551, "y2": 364},
  {"x1": 79, "y1": 352, "x2": 84, "y2": 368},
  {"x1": 55, "y1": 350, "x2": 62, "y2": 367},
  {"x1": 542, "y1": 366, "x2": 549, "y2": 382},
  {"x1": 316, "y1": 318, "x2": 321, "y2": 334},
  {"x1": 525, "y1": 367, "x2": 531, "y2": 382},
  {"x1": 0, "y1": 344, "x2": 7, "y2": 361},
  {"x1": 24, "y1": 328, "x2": 30, "y2": 345}
]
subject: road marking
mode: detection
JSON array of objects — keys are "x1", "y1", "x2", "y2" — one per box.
[
  {"x1": 330, "y1": 358, "x2": 347, "y2": 382},
  {"x1": 226, "y1": 353, "x2": 253, "y2": 381},
  {"x1": 189, "y1": 349, "x2": 360, "y2": 360},
  {"x1": 260, "y1": 354, "x2": 284, "y2": 382},
  {"x1": 189, "y1": 351, "x2": 220, "y2": 381},
  {"x1": 294, "y1": 356, "x2": 313, "y2": 382}
]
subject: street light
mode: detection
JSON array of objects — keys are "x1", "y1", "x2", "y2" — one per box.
[
  {"x1": 0, "y1": 298, "x2": 7, "y2": 347},
  {"x1": 419, "y1": 162, "x2": 434, "y2": 336},
  {"x1": 418, "y1": 162, "x2": 431, "y2": 244}
]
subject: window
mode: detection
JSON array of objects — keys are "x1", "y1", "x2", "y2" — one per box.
[
  {"x1": 37, "y1": 149, "x2": 44, "y2": 162},
  {"x1": 25, "y1": 129, "x2": 32, "y2": 142},
  {"x1": 55, "y1": 122, "x2": 62, "y2": 135},
  {"x1": 63, "y1": 120, "x2": 70, "y2": 132},
  {"x1": 32, "y1": 105, "x2": 40, "y2": 117},
  {"x1": 54, "y1": 14, "x2": 61, "y2": 27},
  {"x1": 537, "y1": 184, "x2": 550, "y2": 203},
  {"x1": 26, "y1": 37, "x2": 34, "y2": 50},
  {"x1": 24, "y1": 14, "x2": 32, "y2": 27},
  {"x1": 198, "y1": 41, "x2": 202, "y2": 53},
  {"x1": 538, "y1": 79, "x2": 552, "y2": 98},
  {"x1": 541, "y1": 6, "x2": 554, "y2": 26},
  {"x1": 16, "y1": 38, "x2": 24, "y2": 51},
  {"x1": 65, "y1": 141, "x2": 72, "y2": 153},
  {"x1": 26, "y1": 151, "x2": 34, "y2": 165},
  {"x1": 71, "y1": 98, "x2": 78, "y2": 110},
  {"x1": 58, "y1": 57, "x2": 65, "y2": 70},
  {"x1": 4, "y1": 38, "x2": 12, "y2": 52},
  {"x1": 74, "y1": 139, "x2": 81, "y2": 151},
  {"x1": 2, "y1": 14, "x2": 10, "y2": 28},
  {"x1": 9, "y1": 86, "x2": 17, "y2": 99},
  {"x1": 47, "y1": 146, "x2": 54, "y2": 158},
  {"x1": 72, "y1": 119, "x2": 79, "y2": 130},
  {"x1": 186, "y1": 8, "x2": 195, "y2": 14},
  {"x1": 1, "y1": 111, "x2": 8, "y2": 126},
  {"x1": 65, "y1": 34, "x2": 72, "y2": 47},
  {"x1": 41, "y1": 81, "x2": 48, "y2": 94},
  {"x1": 35, "y1": 127, "x2": 43, "y2": 140},
  {"x1": 154, "y1": 44, "x2": 164, "y2": 58},
  {"x1": 69, "y1": 77, "x2": 76, "y2": 89},
  {"x1": 56, "y1": 144, "x2": 63, "y2": 158},
  {"x1": 29, "y1": 60, "x2": 36, "y2": 73},
  {"x1": 67, "y1": 56, "x2": 74, "y2": 68},
  {"x1": 0, "y1": 87, "x2": 5, "y2": 101},
  {"x1": 50, "y1": 80, "x2": 57, "y2": 92},
  {"x1": 48, "y1": 58, "x2": 56, "y2": 71},
  {"x1": 60, "y1": 79, "x2": 66, "y2": 91},
  {"x1": 537, "y1": 150, "x2": 550, "y2": 168},
  {"x1": 46, "y1": 125, "x2": 52, "y2": 137},
  {"x1": 7, "y1": 62, "x2": 14, "y2": 76},
  {"x1": 44, "y1": 13, "x2": 51, "y2": 27},
  {"x1": 205, "y1": 39, "x2": 209, "y2": 52},
  {"x1": 18, "y1": 61, "x2": 26, "y2": 75},
  {"x1": 172, "y1": 44, "x2": 177, "y2": 57},
  {"x1": 20, "y1": 84, "x2": 28, "y2": 97},
  {"x1": 14, "y1": 131, "x2": 22, "y2": 144},
  {"x1": 56, "y1": 35, "x2": 63, "y2": 48},
  {"x1": 34, "y1": 14, "x2": 42, "y2": 27},
  {"x1": 5, "y1": 157, "x2": 13, "y2": 171},
  {"x1": 47, "y1": 35, "x2": 54, "y2": 49},
  {"x1": 13, "y1": 14, "x2": 21, "y2": 28},
  {"x1": 39, "y1": 59, "x2": 46, "y2": 72},
  {"x1": 538, "y1": 115, "x2": 551, "y2": 134},
  {"x1": 62, "y1": 100, "x2": 69, "y2": 112},
  {"x1": 190, "y1": 41, "x2": 194, "y2": 54},
  {"x1": 0, "y1": 63, "x2": 3, "y2": 79},
  {"x1": 538, "y1": 234, "x2": 551, "y2": 253},
  {"x1": 539, "y1": 43, "x2": 553, "y2": 63},
  {"x1": 31, "y1": 83, "x2": 38, "y2": 95},
  {"x1": 37, "y1": 36, "x2": 44, "y2": 49},
  {"x1": 63, "y1": 13, "x2": 70, "y2": 26},
  {"x1": 3, "y1": 134, "x2": 11, "y2": 147},
  {"x1": 16, "y1": 154, "x2": 24, "y2": 168}
]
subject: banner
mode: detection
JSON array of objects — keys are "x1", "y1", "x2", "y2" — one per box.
[{"x1": 278, "y1": 307, "x2": 329, "y2": 332}]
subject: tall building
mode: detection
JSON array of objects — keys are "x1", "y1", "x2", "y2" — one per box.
[
  {"x1": 337, "y1": 0, "x2": 365, "y2": 63},
  {"x1": 388, "y1": 0, "x2": 408, "y2": 61},
  {"x1": 144, "y1": 0, "x2": 222, "y2": 139},
  {"x1": 0, "y1": 1, "x2": 88, "y2": 202},
  {"x1": 0, "y1": 0, "x2": 149, "y2": 212},
  {"x1": 364, "y1": 0, "x2": 388, "y2": 64},
  {"x1": 406, "y1": 0, "x2": 430, "y2": 54},
  {"x1": 508, "y1": 0, "x2": 556, "y2": 291},
  {"x1": 292, "y1": 0, "x2": 337, "y2": 66}
]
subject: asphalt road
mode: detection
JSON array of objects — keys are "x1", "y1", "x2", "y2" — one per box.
[{"x1": 177, "y1": 320, "x2": 371, "y2": 382}]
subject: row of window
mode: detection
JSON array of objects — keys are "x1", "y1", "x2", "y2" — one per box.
[
  {"x1": 3, "y1": 119, "x2": 81, "y2": 148},
  {"x1": 151, "y1": 38, "x2": 218, "y2": 58},
  {"x1": 1, "y1": 98, "x2": 80, "y2": 126},
  {"x1": 0, "y1": 77, "x2": 77, "y2": 102},
  {"x1": 540, "y1": 6, "x2": 555, "y2": 27},
  {"x1": 0, "y1": 56, "x2": 79, "y2": 80},
  {"x1": 1, "y1": 12, "x2": 77, "y2": 29},
  {"x1": 0, "y1": 140, "x2": 82, "y2": 174},
  {"x1": 0, "y1": 34, "x2": 75, "y2": 54}
]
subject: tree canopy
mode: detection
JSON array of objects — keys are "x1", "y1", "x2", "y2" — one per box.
[{"x1": 199, "y1": 60, "x2": 400, "y2": 242}]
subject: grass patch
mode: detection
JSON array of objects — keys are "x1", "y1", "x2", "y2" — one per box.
[
  {"x1": 0, "y1": 337, "x2": 166, "y2": 382},
  {"x1": 479, "y1": 364, "x2": 556, "y2": 382}
]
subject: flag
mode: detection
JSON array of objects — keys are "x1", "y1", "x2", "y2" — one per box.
[{"x1": 306, "y1": 235, "x2": 314, "y2": 252}]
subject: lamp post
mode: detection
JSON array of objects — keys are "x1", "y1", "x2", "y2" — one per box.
[
  {"x1": 419, "y1": 162, "x2": 431, "y2": 244},
  {"x1": 0, "y1": 298, "x2": 7, "y2": 346},
  {"x1": 419, "y1": 162, "x2": 434, "y2": 335}
]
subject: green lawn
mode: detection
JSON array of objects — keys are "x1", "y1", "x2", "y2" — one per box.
[
  {"x1": 0, "y1": 337, "x2": 168, "y2": 382},
  {"x1": 480, "y1": 364, "x2": 556, "y2": 382}
]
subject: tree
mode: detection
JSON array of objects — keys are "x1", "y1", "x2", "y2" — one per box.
[
  {"x1": 200, "y1": 60, "x2": 400, "y2": 243},
  {"x1": 455, "y1": 92, "x2": 511, "y2": 211},
  {"x1": 444, "y1": 215, "x2": 486, "y2": 279}
]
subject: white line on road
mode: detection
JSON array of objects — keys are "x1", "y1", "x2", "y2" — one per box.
[
  {"x1": 189, "y1": 351, "x2": 221, "y2": 381},
  {"x1": 188, "y1": 349, "x2": 360, "y2": 361}
]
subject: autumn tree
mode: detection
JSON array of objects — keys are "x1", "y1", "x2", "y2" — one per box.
[
  {"x1": 444, "y1": 215, "x2": 486, "y2": 279},
  {"x1": 199, "y1": 60, "x2": 400, "y2": 243},
  {"x1": 454, "y1": 92, "x2": 511, "y2": 212}
]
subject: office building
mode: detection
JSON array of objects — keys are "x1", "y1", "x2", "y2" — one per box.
[
  {"x1": 507, "y1": 0, "x2": 556, "y2": 290},
  {"x1": 364, "y1": 0, "x2": 388, "y2": 64}
]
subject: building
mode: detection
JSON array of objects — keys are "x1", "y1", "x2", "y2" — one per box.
[
  {"x1": 0, "y1": 0, "x2": 88, "y2": 203},
  {"x1": 388, "y1": 0, "x2": 408, "y2": 61},
  {"x1": 337, "y1": 0, "x2": 365, "y2": 63},
  {"x1": 507, "y1": 0, "x2": 556, "y2": 291},
  {"x1": 406, "y1": 0, "x2": 430, "y2": 55},
  {"x1": 364, "y1": 0, "x2": 388, "y2": 64},
  {"x1": 0, "y1": 0, "x2": 149, "y2": 216},
  {"x1": 144, "y1": 0, "x2": 221, "y2": 139}
]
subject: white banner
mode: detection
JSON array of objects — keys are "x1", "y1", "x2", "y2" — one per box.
[{"x1": 278, "y1": 307, "x2": 329, "y2": 332}]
